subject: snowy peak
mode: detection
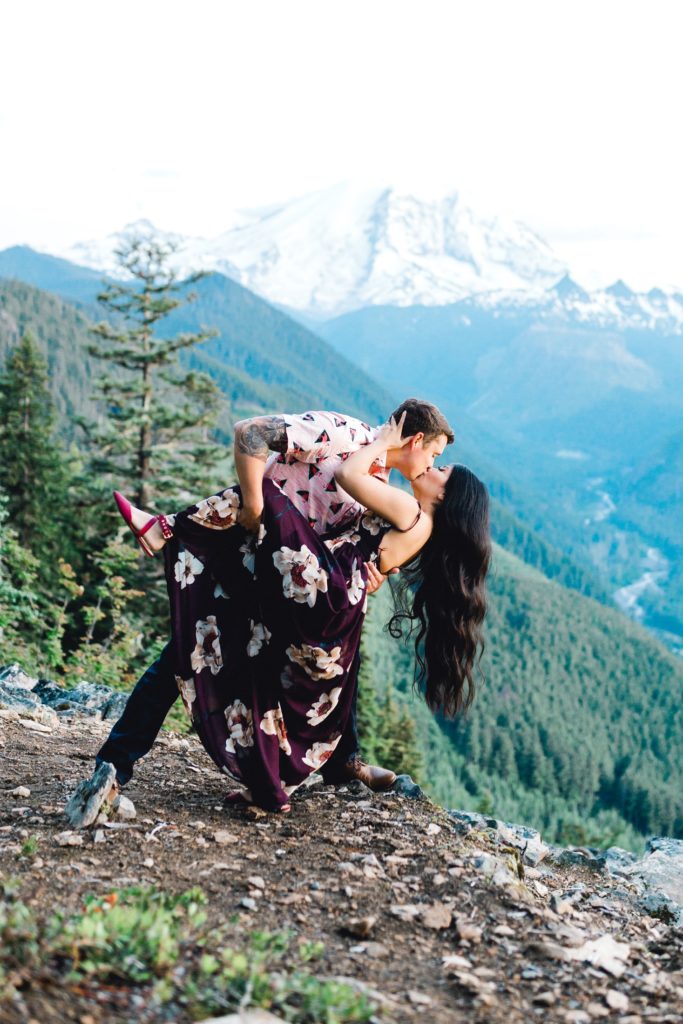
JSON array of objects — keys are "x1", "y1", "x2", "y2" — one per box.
[
  {"x1": 605, "y1": 279, "x2": 635, "y2": 300},
  {"x1": 53, "y1": 181, "x2": 566, "y2": 316},
  {"x1": 551, "y1": 274, "x2": 591, "y2": 302},
  {"x1": 468, "y1": 278, "x2": 683, "y2": 333}
]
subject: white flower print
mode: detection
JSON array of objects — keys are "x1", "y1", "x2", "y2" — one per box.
[
  {"x1": 224, "y1": 699, "x2": 254, "y2": 753},
  {"x1": 362, "y1": 593, "x2": 368, "y2": 614},
  {"x1": 302, "y1": 734, "x2": 342, "y2": 770},
  {"x1": 361, "y1": 510, "x2": 391, "y2": 535},
  {"x1": 324, "y1": 529, "x2": 360, "y2": 553},
  {"x1": 213, "y1": 580, "x2": 230, "y2": 600},
  {"x1": 240, "y1": 523, "x2": 268, "y2": 573},
  {"x1": 174, "y1": 548, "x2": 205, "y2": 589},
  {"x1": 190, "y1": 615, "x2": 223, "y2": 676},
  {"x1": 260, "y1": 705, "x2": 292, "y2": 755},
  {"x1": 286, "y1": 643, "x2": 344, "y2": 681},
  {"x1": 240, "y1": 540, "x2": 255, "y2": 574},
  {"x1": 272, "y1": 545, "x2": 329, "y2": 607},
  {"x1": 175, "y1": 675, "x2": 196, "y2": 717},
  {"x1": 306, "y1": 686, "x2": 343, "y2": 726},
  {"x1": 347, "y1": 567, "x2": 365, "y2": 605},
  {"x1": 247, "y1": 620, "x2": 272, "y2": 657},
  {"x1": 280, "y1": 779, "x2": 301, "y2": 797},
  {"x1": 189, "y1": 488, "x2": 240, "y2": 530}
]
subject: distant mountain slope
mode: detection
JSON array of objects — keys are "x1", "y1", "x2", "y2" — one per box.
[
  {"x1": 0, "y1": 245, "x2": 104, "y2": 306},
  {"x1": 318, "y1": 299, "x2": 683, "y2": 646},
  {"x1": 162, "y1": 270, "x2": 395, "y2": 423},
  {"x1": 367, "y1": 544, "x2": 683, "y2": 850},
  {"x1": 0, "y1": 256, "x2": 394, "y2": 429}
]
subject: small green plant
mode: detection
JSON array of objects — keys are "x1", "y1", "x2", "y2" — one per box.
[
  {"x1": 298, "y1": 938, "x2": 325, "y2": 962},
  {"x1": 19, "y1": 836, "x2": 39, "y2": 858}
]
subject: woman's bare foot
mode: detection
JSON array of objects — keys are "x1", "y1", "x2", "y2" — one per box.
[{"x1": 128, "y1": 504, "x2": 167, "y2": 554}]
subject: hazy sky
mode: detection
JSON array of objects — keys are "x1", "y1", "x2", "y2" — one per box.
[{"x1": 2, "y1": 0, "x2": 682, "y2": 290}]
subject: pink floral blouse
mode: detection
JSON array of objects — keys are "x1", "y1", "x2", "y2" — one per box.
[{"x1": 263, "y1": 410, "x2": 388, "y2": 534}]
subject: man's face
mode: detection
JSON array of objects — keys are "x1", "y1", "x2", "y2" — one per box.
[{"x1": 402, "y1": 432, "x2": 449, "y2": 481}]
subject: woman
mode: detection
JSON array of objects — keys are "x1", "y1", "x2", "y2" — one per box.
[{"x1": 116, "y1": 413, "x2": 491, "y2": 812}]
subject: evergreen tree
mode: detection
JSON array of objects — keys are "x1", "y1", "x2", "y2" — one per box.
[
  {"x1": 0, "y1": 491, "x2": 43, "y2": 666},
  {"x1": 355, "y1": 627, "x2": 386, "y2": 766},
  {"x1": 0, "y1": 332, "x2": 73, "y2": 570},
  {"x1": 356, "y1": 599, "x2": 425, "y2": 781},
  {"x1": 379, "y1": 695, "x2": 425, "y2": 782},
  {"x1": 80, "y1": 235, "x2": 224, "y2": 508}
]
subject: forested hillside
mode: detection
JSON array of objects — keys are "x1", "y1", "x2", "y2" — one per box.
[
  {"x1": 364, "y1": 546, "x2": 683, "y2": 852},
  {"x1": 0, "y1": 280, "x2": 101, "y2": 438},
  {"x1": 0, "y1": 249, "x2": 394, "y2": 430}
]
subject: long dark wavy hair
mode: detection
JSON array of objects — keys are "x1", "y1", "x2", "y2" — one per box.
[{"x1": 388, "y1": 464, "x2": 491, "y2": 718}]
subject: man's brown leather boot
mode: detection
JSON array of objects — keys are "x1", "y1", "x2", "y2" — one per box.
[{"x1": 325, "y1": 755, "x2": 397, "y2": 792}]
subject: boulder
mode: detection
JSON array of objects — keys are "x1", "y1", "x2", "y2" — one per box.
[
  {"x1": 391, "y1": 774, "x2": 424, "y2": 799},
  {"x1": 0, "y1": 664, "x2": 38, "y2": 690},
  {"x1": 449, "y1": 809, "x2": 549, "y2": 865}
]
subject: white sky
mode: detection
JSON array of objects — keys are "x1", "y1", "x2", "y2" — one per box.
[{"x1": 1, "y1": 0, "x2": 682, "y2": 291}]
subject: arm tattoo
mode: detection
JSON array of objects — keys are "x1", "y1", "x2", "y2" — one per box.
[{"x1": 236, "y1": 416, "x2": 287, "y2": 459}]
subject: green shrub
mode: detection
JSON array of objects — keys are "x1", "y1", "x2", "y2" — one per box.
[{"x1": 48, "y1": 886, "x2": 207, "y2": 983}]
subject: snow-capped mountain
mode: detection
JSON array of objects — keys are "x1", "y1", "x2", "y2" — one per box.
[
  {"x1": 53, "y1": 182, "x2": 566, "y2": 317},
  {"x1": 51, "y1": 182, "x2": 683, "y2": 332}
]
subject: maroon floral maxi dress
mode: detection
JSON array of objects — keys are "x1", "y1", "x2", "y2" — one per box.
[{"x1": 163, "y1": 478, "x2": 391, "y2": 810}]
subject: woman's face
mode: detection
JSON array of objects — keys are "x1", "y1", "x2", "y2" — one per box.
[{"x1": 410, "y1": 465, "x2": 452, "y2": 506}]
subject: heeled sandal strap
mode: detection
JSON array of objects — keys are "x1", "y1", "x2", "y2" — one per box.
[
  {"x1": 157, "y1": 514, "x2": 174, "y2": 539},
  {"x1": 137, "y1": 516, "x2": 158, "y2": 539}
]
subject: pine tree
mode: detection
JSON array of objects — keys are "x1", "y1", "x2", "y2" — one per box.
[
  {"x1": 356, "y1": 599, "x2": 425, "y2": 781},
  {"x1": 80, "y1": 235, "x2": 225, "y2": 508},
  {"x1": 355, "y1": 626, "x2": 386, "y2": 765},
  {"x1": 0, "y1": 332, "x2": 74, "y2": 577},
  {"x1": 379, "y1": 695, "x2": 425, "y2": 782},
  {"x1": 0, "y1": 490, "x2": 47, "y2": 667}
]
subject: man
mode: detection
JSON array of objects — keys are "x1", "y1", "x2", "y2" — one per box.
[{"x1": 67, "y1": 398, "x2": 453, "y2": 824}]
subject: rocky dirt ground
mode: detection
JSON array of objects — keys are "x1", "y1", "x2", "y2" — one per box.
[{"x1": 1, "y1": 708, "x2": 682, "y2": 1024}]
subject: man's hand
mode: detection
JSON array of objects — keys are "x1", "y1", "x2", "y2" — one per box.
[
  {"x1": 237, "y1": 505, "x2": 263, "y2": 532},
  {"x1": 365, "y1": 561, "x2": 399, "y2": 595}
]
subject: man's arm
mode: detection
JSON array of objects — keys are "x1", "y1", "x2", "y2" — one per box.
[{"x1": 234, "y1": 415, "x2": 287, "y2": 530}]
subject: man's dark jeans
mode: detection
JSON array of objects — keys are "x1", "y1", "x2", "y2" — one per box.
[
  {"x1": 96, "y1": 641, "x2": 360, "y2": 786},
  {"x1": 96, "y1": 642, "x2": 180, "y2": 786}
]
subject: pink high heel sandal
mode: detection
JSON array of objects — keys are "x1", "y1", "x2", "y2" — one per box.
[{"x1": 113, "y1": 490, "x2": 174, "y2": 557}]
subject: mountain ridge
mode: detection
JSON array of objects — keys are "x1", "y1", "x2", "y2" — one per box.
[{"x1": 33, "y1": 181, "x2": 683, "y2": 329}]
